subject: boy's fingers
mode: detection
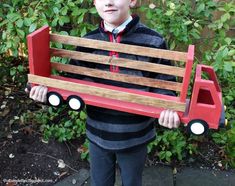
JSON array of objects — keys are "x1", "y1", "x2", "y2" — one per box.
[
  {"x1": 41, "y1": 86, "x2": 48, "y2": 102},
  {"x1": 36, "y1": 86, "x2": 47, "y2": 102},
  {"x1": 37, "y1": 86, "x2": 45, "y2": 102},
  {"x1": 33, "y1": 86, "x2": 41, "y2": 101},
  {"x1": 163, "y1": 110, "x2": 171, "y2": 128},
  {"x1": 159, "y1": 110, "x2": 180, "y2": 129},
  {"x1": 173, "y1": 112, "x2": 180, "y2": 128},
  {"x1": 29, "y1": 85, "x2": 48, "y2": 103},
  {"x1": 168, "y1": 110, "x2": 174, "y2": 128},
  {"x1": 29, "y1": 86, "x2": 37, "y2": 99},
  {"x1": 43, "y1": 88, "x2": 48, "y2": 103},
  {"x1": 159, "y1": 110, "x2": 165, "y2": 125}
]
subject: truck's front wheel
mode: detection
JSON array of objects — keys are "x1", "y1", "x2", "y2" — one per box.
[{"x1": 187, "y1": 119, "x2": 208, "y2": 135}]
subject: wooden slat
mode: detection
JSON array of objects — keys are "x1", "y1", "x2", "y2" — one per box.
[
  {"x1": 28, "y1": 74, "x2": 186, "y2": 112},
  {"x1": 51, "y1": 62, "x2": 183, "y2": 92},
  {"x1": 50, "y1": 48, "x2": 185, "y2": 77},
  {"x1": 50, "y1": 34, "x2": 188, "y2": 62}
]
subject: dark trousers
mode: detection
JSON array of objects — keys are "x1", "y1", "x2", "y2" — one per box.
[{"x1": 89, "y1": 142, "x2": 147, "y2": 186}]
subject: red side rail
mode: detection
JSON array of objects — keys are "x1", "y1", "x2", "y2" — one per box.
[
  {"x1": 179, "y1": 45, "x2": 194, "y2": 102},
  {"x1": 27, "y1": 25, "x2": 51, "y2": 77}
]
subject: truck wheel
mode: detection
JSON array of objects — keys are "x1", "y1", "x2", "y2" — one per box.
[
  {"x1": 47, "y1": 92, "x2": 63, "y2": 107},
  {"x1": 187, "y1": 119, "x2": 208, "y2": 135},
  {"x1": 67, "y1": 95, "x2": 85, "y2": 111}
]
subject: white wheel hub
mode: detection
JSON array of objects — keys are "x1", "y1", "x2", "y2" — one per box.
[
  {"x1": 190, "y1": 122, "x2": 205, "y2": 135},
  {"x1": 68, "y1": 98, "x2": 81, "y2": 110},
  {"x1": 48, "y1": 94, "x2": 61, "y2": 106}
]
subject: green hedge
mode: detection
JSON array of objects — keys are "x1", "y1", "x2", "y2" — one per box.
[{"x1": 1, "y1": 0, "x2": 235, "y2": 168}]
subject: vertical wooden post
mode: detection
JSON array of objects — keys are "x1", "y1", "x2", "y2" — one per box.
[
  {"x1": 179, "y1": 45, "x2": 194, "y2": 102},
  {"x1": 27, "y1": 25, "x2": 51, "y2": 77}
]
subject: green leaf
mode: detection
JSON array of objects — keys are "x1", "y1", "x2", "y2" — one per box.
[
  {"x1": 184, "y1": 20, "x2": 192, "y2": 25},
  {"x1": 16, "y1": 19, "x2": 23, "y2": 28},
  {"x1": 29, "y1": 23, "x2": 37, "y2": 33},
  {"x1": 53, "y1": 7, "x2": 59, "y2": 14},
  {"x1": 165, "y1": 10, "x2": 173, "y2": 16},
  {"x1": 16, "y1": 29, "x2": 25, "y2": 38},
  {"x1": 64, "y1": 120, "x2": 72, "y2": 127},
  {"x1": 17, "y1": 65, "x2": 24, "y2": 72},
  {"x1": 224, "y1": 62, "x2": 233, "y2": 72},
  {"x1": 225, "y1": 38, "x2": 232, "y2": 45},
  {"x1": 2, "y1": 31, "x2": 7, "y2": 40},
  {"x1": 55, "y1": 42, "x2": 63, "y2": 49},
  {"x1": 221, "y1": 13, "x2": 230, "y2": 22},
  {"x1": 72, "y1": 7, "x2": 79, "y2": 16},
  {"x1": 170, "y1": 41, "x2": 176, "y2": 50},
  {"x1": 80, "y1": 27, "x2": 87, "y2": 37},
  {"x1": 77, "y1": 14, "x2": 84, "y2": 24},
  {"x1": 7, "y1": 13, "x2": 21, "y2": 22},
  {"x1": 89, "y1": 7, "x2": 97, "y2": 14},
  {"x1": 228, "y1": 50, "x2": 235, "y2": 56},
  {"x1": 194, "y1": 22, "x2": 200, "y2": 28},
  {"x1": 61, "y1": 16, "x2": 70, "y2": 24},
  {"x1": 52, "y1": 18, "x2": 58, "y2": 27},
  {"x1": 80, "y1": 111, "x2": 87, "y2": 120},
  {"x1": 68, "y1": 2, "x2": 75, "y2": 7},
  {"x1": 24, "y1": 18, "x2": 32, "y2": 27},
  {"x1": 197, "y1": 3, "x2": 205, "y2": 13},
  {"x1": 10, "y1": 68, "x2": 16, "y2": 76},
  {"x1": 222, "y1": 47, "x2": 229, "y2": 57},
  {"x1": 0, "y1": 19, "x2": 8, "y2": 27},
  {"x1": 61, "y1": 7, "x2": 68, "y2": 16},
  {"x1": 59, "y1": 31, "x2": 68, "y2": 35}
]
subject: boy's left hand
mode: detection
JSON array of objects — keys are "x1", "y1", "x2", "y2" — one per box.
[{"x1": 158, "y1": 109, "x2": 180, "y2": 129}]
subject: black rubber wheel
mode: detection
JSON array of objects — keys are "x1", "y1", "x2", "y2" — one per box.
[
  {"x1": 67, "y1": 95, "x2": 85, "y2": 111},
  {"x1": 187, "y1": 119, "x2": 209, "y2": 136},
  {"x1": 47, "y1": 92, "x2": 64, "y2": 107}
]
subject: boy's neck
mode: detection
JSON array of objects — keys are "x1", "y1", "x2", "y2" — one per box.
[{"x1": 104, "y1": 16, "x2": 133, "y2": 33}]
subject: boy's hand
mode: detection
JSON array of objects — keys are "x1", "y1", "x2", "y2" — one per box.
[
  {"x1": 25, "y1": 84, "x2": 48, "y2": 103},
  {"x1": 158, "y1": 109, "x2": 180, "y2": 129}
]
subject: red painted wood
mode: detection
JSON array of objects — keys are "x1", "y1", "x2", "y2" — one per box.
[
  {"x1": 46, "y1": 85, "x2": 184, "y2": 119},
  {"x1": 27, "y1": 25, "x2": 51, "y2": 77},
  {"x1": 180, "y1": 45, "x2": 194, "y2": 102},
  {"x1": 45, "y1": 75, "x2": 184, "y2": 118},
  {"x1": 50, "y1": 75, "x2": 181, "y2": 102},
  {"x1": 27, "y1": 26, "x2": 224, "y2": 131}
]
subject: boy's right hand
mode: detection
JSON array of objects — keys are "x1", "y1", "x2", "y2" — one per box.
[{"x1": 25, "y1": 84, "x2": 48, "y2": 103}]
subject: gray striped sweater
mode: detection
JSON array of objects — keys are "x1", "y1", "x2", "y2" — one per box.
[{"x1": 70, "y1": 15, "x2": 176, "y2": 151}]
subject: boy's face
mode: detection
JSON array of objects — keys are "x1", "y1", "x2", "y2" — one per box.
[{"x1": 94, "y1": 0, "x2": 137, "y2": 28}]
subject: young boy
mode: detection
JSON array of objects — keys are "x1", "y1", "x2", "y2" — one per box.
[{"x1": 26, "y1": 0, "x2": 180, "y2": 185}]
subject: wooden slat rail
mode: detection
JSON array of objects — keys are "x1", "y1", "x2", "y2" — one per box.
[
  {"x1": 50, "y1": 48, "x2": 185, "y2": 77},
  {"x1": 50, "y1": 34, "x2": 188, "y2": 62},
  {"x1": 28, "y1": 74, "x2": 186, "y2": 112},
  {"x1": 51, "y1": 62, "x2": 183, "y2": 92}
]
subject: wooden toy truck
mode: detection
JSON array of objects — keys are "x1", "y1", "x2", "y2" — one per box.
[{"x1": 27, "y1": 26, "x2": 225, "y2": 135}]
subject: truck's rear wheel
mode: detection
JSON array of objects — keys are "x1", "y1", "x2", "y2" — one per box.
[
  {"x1": 47, "y1": 92, "x2": 63, "y2": 107},
  {"x1": 187, "y1": 119, "x2": 208, "y2": 135},
  {"x1": 67, "y1": 95, "x2": 85, "y2": 111}
]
